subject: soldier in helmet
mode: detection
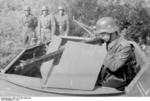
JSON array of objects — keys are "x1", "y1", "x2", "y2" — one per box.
[
  {"x1": 37, "y1": 6, "x2": 56, "y2": 43},
  {"x1": 95, "y1": 17, "x2": 137, "y2": 90},
  {"x1": 21, "y1": 6, "x2": 38, "y2": 46},
  {"x1": 54, "y1": 6, "x2": 70, "y2": 36}
]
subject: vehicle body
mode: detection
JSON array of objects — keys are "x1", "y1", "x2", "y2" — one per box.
[{"x1": 0, "y1": 36, "x2": 149, "y2": 96}]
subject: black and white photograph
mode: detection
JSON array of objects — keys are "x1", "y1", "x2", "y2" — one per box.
[{"x1": 0, "y1": 0, "x2": 150, "y2": 98}]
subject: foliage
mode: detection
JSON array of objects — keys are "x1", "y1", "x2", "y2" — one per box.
[{"x1": 68, "y1": 0, "x2": 150, "y2": 43}]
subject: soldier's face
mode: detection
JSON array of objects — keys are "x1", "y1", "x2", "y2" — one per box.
[
  {"x1": 101, "y1": 32, "x2": 110, "y2": 42},
  {"x1": 42, "y1": 10, "x2": 48, "y2": 16},
  {"x1": 59, "y1": 10, "x2": 64, "y2": 15},
  {"x1": 25, "y1": 10, "x2": 30, "y2": 15}
]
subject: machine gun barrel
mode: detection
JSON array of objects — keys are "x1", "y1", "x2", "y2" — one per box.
[
  {"x1": 61, "y1": 36, "x2": 104, "y2": 44},
  {"x1": 15, "y1": 48, "x2": 64, "y2": 71}
]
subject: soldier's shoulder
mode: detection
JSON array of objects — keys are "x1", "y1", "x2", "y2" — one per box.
[
  {"x1": 38, "y1": 15, "x2": 45, "y2": 20},
  {"x1": 119, "y1": 38, "x2": 131, "y2": 47}
]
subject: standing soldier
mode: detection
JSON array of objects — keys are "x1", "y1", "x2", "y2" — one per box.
[
  {"x1": 37, "y1": 6, "x2": 56, "y2": 43},
  {"x1": 95, "y1": 17, "x2": 137, "y2": 90},
  {"x1": 22, "y1": 6, "x2": 37, "y2": 46},
  {"x1": 54, "y1": 6, "x2": 70, "y2": 36}
]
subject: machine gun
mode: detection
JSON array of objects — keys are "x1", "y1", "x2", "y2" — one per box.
[
  {"x1": 61, "y1": 35, "x2": 104, "y2": 44},
  {"x1": 14, "y1": 47, "x2": 64, "y2": 72},
  {"x1": 14, "y1": 35, "x2": 104, "y2": 72}
]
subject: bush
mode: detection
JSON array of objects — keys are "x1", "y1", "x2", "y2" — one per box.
[{"x1": 68, "y1": 0, "x2": 150, "y2": 43}]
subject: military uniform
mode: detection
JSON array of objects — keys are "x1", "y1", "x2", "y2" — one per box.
[
  {"x1": 38, "y1": 14, "x2": 56, "y2": 43},
  {"x1": 94, "y1": 17, "x2": 136, "y2": 90},
  {"x1": 99, "y1": 37, "x2": 136, "y2": 90},
  {"x1": 22, "y1": 14, "x2": 37, "y2": 46},
  {"x1": 54, "y1": 7, "x2": 69, "y2": 36},
  {"x1": 104, "y1": 37, "x2": 133, "y2": 72}
]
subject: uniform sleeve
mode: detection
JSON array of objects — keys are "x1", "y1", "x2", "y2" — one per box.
[
  {"x1": 65, "y1": 15, "x2": 70, "y2": 36},
  {"x1": 37, "y1": 17, "x2": 41, "y2": 37},
  {"x1": 104, "y1": 44, "x2": 132, "y2": 72},
  {"x1": 51, "y1": 15, "x2": 56, "y2": 37}
]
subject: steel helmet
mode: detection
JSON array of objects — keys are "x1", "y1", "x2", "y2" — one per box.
[
  {"x1": 95, "y1": 17, "x2": 120, "y2": 34},
  {"x1": 58, "y1": 6, "x2": 64, "y2": 10},
  {"x1": 24, "y1": 6, "x2": 31, "y2": 11},
  {"x1": 41, "y1": 6, "x2": 48, "y2": 11}
]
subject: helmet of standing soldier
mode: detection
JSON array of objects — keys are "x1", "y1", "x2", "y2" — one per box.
[
  {"x1": 58, "y1": 6, "x2": 64, "y2": 11},
  {"x1": 95, "y1": 17, "x2": 120, "y2": 34},
  {"x1": 41, "y1": 6, "x2": 48, "y2": 11},
  {"x1": 24, "y1": 6, "x2": 31, "y2": 11}
]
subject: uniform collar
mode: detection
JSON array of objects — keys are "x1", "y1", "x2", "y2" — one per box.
[
  {"x1": 42, "y1": 14, "x2": 48, "y2": 17},
  {"x1": 24, "y1": 13, "x2": 31, "y2": 17}
]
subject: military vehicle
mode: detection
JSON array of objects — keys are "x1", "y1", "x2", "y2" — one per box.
[
  {"x1": 0, "y1": 18, "x2": 149, "y2": 96},
  {"x1": 0, "y1": 34, "x2": 149, "y2": 96}
]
